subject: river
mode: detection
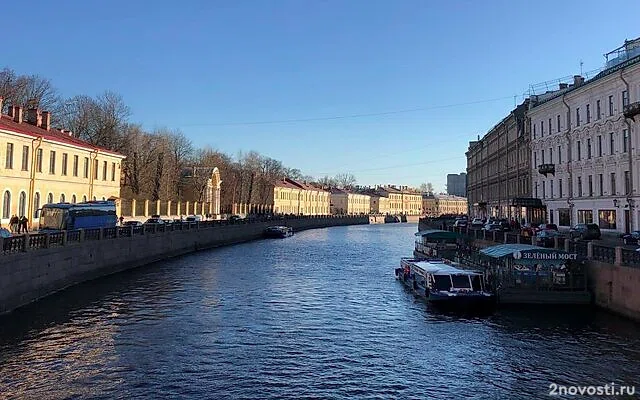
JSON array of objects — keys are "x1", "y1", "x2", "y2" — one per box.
[{"x1": 1, "y1": 224, "x2": 639, "y2": 399}]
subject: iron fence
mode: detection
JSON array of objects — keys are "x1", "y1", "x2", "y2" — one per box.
[
  {"x1": 592, "y1": 244, "x2": 616, "y2": 264},
  {"x1": 621, "y1": 248, "x2": 640, "y2": 266}
]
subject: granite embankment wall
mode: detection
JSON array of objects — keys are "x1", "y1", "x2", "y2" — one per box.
[{"x1": 0, "y1": 216, "x2": 368, "y2": 315}]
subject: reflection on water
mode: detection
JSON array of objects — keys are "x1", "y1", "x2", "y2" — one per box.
[{"x1": 1, "y1": 224, "x2": 639, "y2": 399}]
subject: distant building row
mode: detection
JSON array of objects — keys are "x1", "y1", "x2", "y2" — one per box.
[
  {"x1": 422, "y1": 194, "x2": 468, "y2": 217},
  {"x1": 466, "y1": 36, "x2": 640, "y2": 233}
]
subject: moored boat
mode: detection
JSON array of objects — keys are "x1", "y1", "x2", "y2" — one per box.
[
  {"x1": 395, "y1": 258, "x2": 495, "y2": 312},
  {"x1": 264, "y1": 226, "x2": 294, "y2": 238}
]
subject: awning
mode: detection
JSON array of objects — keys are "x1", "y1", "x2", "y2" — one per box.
[
  {"x1": 414, "y1": 229, "x2": 461, "y2": 240},
  {"x1": 480, "y1": 244, "x2": 576, "y2": 262}
]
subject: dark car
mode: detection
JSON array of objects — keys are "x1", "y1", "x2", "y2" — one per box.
[
  {"x1": 453, "y1": 218, "x2": 467, "y2": 228},
  {"x1": 123, "y1": 220, "x2": 143, "y2": 227},
  {"x1": 569, "y1": 223, "x2": 601, "y2": 240},
  {"x1": 621, "y1": 230, "x2": 640, "y2": 245},
  {"x1": 537, "y1": 223, "x2": 558, "y2": 232},
  {"x1": 520, "y1": 223, "x2": 540, "y2": 237},
  {"x1": 498, "y1": 219, "x2": 511, "y2": 231},
  {"x1": 535, "y1": 229, "x2": 563, "y2": 248},
  {"x1": 228, "y1": 215, "x2": 243, "y2": 222},
  {"x1": 144, "y1": 218, "x2": 164, "y2": 225},
  {"x1": 483, "y1": 222, "x2": 502, "y2": 232},
  {"x1": 470, "y1": 218, "x2": 484, "y2": 228}
]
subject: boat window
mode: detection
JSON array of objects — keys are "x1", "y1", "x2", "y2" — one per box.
[
  {"x1": 432, "y1": 275, "x2": 451, "y2": 291},
  {"x1": 451, "y1": 274, "x2": 472, "y2": 289},
  {"x1": 470, "y1": 275, "x2": 482, "y2": 291}
]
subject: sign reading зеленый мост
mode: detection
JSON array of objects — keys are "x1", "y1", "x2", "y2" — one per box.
[{"x1": 513, "y1": 251, "x2": 578, "y2": 261}]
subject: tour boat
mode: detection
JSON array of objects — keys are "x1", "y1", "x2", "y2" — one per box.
[
  {"x1": 264, "y1": 226, "x2": 294, "y2": 239},
  {"x1": 395, "y1": 258, "x2": 495, "y2": 312}
]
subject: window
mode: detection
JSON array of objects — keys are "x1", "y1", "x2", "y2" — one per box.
[
  {"x1": 73, "y1": 155, "x2": 79, "y2": 177},
  {"x1": 111, "y1": 162, "x2": 116, "y2": 181},
  {"x1": 61, "y1": 153, "x2": 68, "y2": 176},
  {"x1": 541, "y1": 121, "x2": 544, "y2": 136},
  {"x1": 533, "y1": 123, "x2": 536, "y2": 138},
  {"x1": 49, "y1": 151, "x2": 56, "y2": 174},
  {"x1": 599, "y1": 174, "x2": 604, "y2": 196},
  {"x1": 566, "y1": 109, "x2": 571, "y2": 129},
  {"x1": 577, "y1": 141, "x2": 581, "y2": 160},
  {"x1": 550, "y1": 180, "x2": 554, "y2": 198},
  {"x1": 609, "y1": 95, "x2": 614, "y2": 116},
  {"x1": 597, "y1": 99, "x2": 601, "y2": 119},
  {"x1": 71, "y1": 194, "x2": 76, "y2": 204},
  {"x1": 550, "y1": 210, "x2": 554, "y2": 224},
  {"x1": 36, "y1": 148, "x2": 43, "y2": 172},
  {"x1": 82, "y1": 195, "x2": 87, "y2": 202},
  {"x1": 586, "y1": 104, "x2": 591, "y2": 123},
  {"x1": 577, "y1": 176, "x2": 582, "y2": 197},
  {"x1": 557, "y1": 115, "x2": 561, "y2": 132},
  {"x1": 548, "y1": 118, "x2": 552, "y2": 134},
  {"x1": 558, "y1": 146, "x2": 562, "y2": 163},
  {"x1": 33, "y1": 193, "x2": 40, "y2": 219},
  {"x1": 623, "y1": 90, "x2": 629, "y2": 107},
  {"x1": 587, "y1": 138, "x2": 591, "y2": 159},
  {"x1": 576, "y1": 107, "x2": 580, "y2": 126},
  {"x1": 599, "y1": 210, "x2": 617, "y2": 230},
  {"x1": 559, "y1": 208, "x2": 570, "y2": 226},
  {"x1": 60, "y1": 193, "x2": 65, "y2": 203},
  {"x1": 533, "y1": 152, "x2": 537, "y2": 168},
  {"x1": 597, "y1": 135, "x2": 602, "y2": 157},
  {"x1": 625, "y1": 171, "x2": 631, "y2": 195},
  {"x1": 611, "y1": 172, "x2": 617, "y2": 195},
  {"x1": 102, "y1": 161, "x2": 107, "y2": 181},
  {"x1": 610, "y1": 133, "x2": 615, "y2": 155},
  {"x1": 578, "y1": 210, "x2": 594, "y2": 224},
  {"x1": 47, "y1": 193, "x2": 53, "y2": 204},
  {"x1": 84, "y1": 157, "x2": 89, "y2": 178},
  {"x1": 541, "y1": 149, "x2": 545, "y2": 164},
  {"x1": 18, "y1": 191, "x2": 26, "y2": 217},
  {"x1": 588, "y1": 175, "x2": 593, "y2": 197},
  {"x1": 623, "y1": 129, "x2": 629, "y2": 153},
  {"x1": 549, "y1": 147, "x2": 553, "y2": 163},
  {"x1": 93, "y1": 159, "x2": 99, "y2": 179},
  {"x1": 5, "y1": 143, "x2": 13, "y2": 169},
  {"x1": 21, "y1": 145, "x2": 29, "y2": 171},
  {"x1": 2, "y1": 191, "x2": 10, "y2": 219},
  {"x1": 542, "y1": 181, "x2": 546, "y2": 198},
  {"x1": 559, "y1": 179, "x2": 563, "y2": 198},
  {"x1": 535, "y1": 184, "x2": 538, "y2": 198}
]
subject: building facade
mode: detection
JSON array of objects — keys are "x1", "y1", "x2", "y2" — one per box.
[
  {"x1": 529, "y1": 38, "x2": 640, "y2": 233},
  {"x1": 446, "y1": 173, "x2": 467, "y2": 196},
  {"x1": 0, "y1": 103, "x2": 125, "y2": 228},
  {"x1": 422, "y1": 194, "x2": 437, "y2": 217},
  {"x1": 435, "y1": 194, "x2": 468, "y2": 216},
  {"x1": 375, "y1": 186, "x2": 422, "y2": 215},
  {"x1": 466, "y1": 99, "x2": 544, "y2": 222},
  {"x1": 272, "y1": 178, "x2": 330, "y2": 215},
  {"x1": 368, "y1": 193, "x2": 390, "y2": 214},
  {"x1": 330, "y1": 189, "x2": 370, "y2": 215}
]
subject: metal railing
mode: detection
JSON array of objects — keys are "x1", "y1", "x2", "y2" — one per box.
[{"x1": 0, "y1": 214, "x2": 366, "y2": 255}]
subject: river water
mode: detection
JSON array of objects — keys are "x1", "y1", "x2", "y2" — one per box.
[{"x1": 1, "y1": 224, "x2": 640, "y2": 399}]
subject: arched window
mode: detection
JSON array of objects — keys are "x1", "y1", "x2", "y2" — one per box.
[
  {"x1": 33, "y1": 193, "x2": 40, "y2": 219},
  {"x1": 102, "y1": 197, "x2": 106, "y2": 201},
  {"x1": 47, "y1": 193, "x2": 53, "y2": 204},
  {"x1": 2, "y1": 191, "x2": 10, "y2": 219},
  {"x1": 18, "y1": 191, "x2": 26, "y2": 217},
  {"x1": 60, "y1": 194, "x2": 66, "y2": 203},
  {"x1": 82, "y1": 195, "x2": 87, "y2": 202},
  {"x1": 93, "y1": 196, "x2": 97, "y2": 201},
  {"x1": 71, "y1": 195, "x2": 77, "y2": 204}
]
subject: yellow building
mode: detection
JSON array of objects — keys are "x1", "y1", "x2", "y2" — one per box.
[
  {"x1": 330, "y1": 189, "x2": 370, "y2": 215},
  {"x1": 0, "y1": 104, "x2": 125, "y2": 227},
  {"x1": 369, "y1": 194, "x2": 390, "y2": 214},
  {"x1": 422, "y1": 194, "x2": 438, "y2": 217},
  {"x1": 272, "y1": 178, "x2": 330, "y2": 215},
  {"x1": 434, "y1": 194, "x2": 468, "y2": 216},
  {"x1": 376, "y1": 186, "x2": 422, "y2": 215}
]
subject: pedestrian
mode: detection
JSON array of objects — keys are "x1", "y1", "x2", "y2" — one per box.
[
  {"x1": 119, "y1": 216, "x2": 124, "y2": 226},
  {"x1": 19, "y1": 216, "x2": 28, "y2": 234},
  {"x1": 10, "y1": 215, "x2": 19, "y2": 234}
]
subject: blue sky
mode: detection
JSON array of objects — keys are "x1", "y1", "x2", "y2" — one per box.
[{"x1": 4, "y1": 0, "x2": 640, "y2": 191}]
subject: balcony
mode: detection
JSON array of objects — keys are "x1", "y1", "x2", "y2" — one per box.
[
  {"x1": 538, "y1": 163, "x2": 555, "y2": 176},
  {"x1": 623, "y1": 101, "x2": 640, "y2": 120}
]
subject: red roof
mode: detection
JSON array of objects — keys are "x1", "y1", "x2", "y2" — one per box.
[{"x1": 0, "y1": 114, "x2": 124, "y2": 157}]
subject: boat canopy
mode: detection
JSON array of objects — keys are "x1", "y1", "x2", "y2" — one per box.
[
  {"x1": 480, "y1": 244, "x2": 575, "y2": 264},
  {"x1": 414, "y1": 229, "x2": 460, "y2": 240},
  {"x1": 411, "y1": 260, "x2": 481, "y2": 276}
]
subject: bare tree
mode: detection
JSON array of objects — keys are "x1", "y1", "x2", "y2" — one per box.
[
  {"x1": 419, "y1": 182, "x2": 434, "y2": 194},
  {"x1": 334, "y1": 173, "x2": 357, "y2": 189}
]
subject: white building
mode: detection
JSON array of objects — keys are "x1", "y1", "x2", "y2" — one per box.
[{"x1": 529, "y1": 37, "x2": 640, "y2": 234}]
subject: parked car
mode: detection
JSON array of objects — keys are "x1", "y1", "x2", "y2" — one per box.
[
  {"x1": 537, "y1": 223, "x2": 558, "y2": 232},
  {"x1": 185, "y1": 215, "x2": 201, "y2": 222},
  {"x1": 535, "y1": 229, "x2": 563, "y2": 248},
  {"x1": 483, "y1": 222, "x2": 502, "y2": 232},
  {"x1": 569, "y1": 223, "x2": 601, "y2": 240},
  {"x1": 498, "y1": 219, "x2": 511, "y2": 232},
  {"x1": 162, "y1": 219, "x2": 174, "y2": 225},
  {"x1": 520, "y1": 223, "x2": 540, "y2": 237},
  {"x1": 621, "y1": 230, "x2": 640, "y2": 245},
  {"x1": 144, "y1": 218, "x2": 165, "y2": 225},
  {"x1": 228, "y1": 215, "x2": 243, "y2": 222},
  {"x1": 471, "y1": 218, "x2": 484, "y2": 228},
  {"x1": 453, "y1": 218, "x2": 467, "y2": 228},
  {"x1": 122, "y1": 220, "x2": 143, "y2": 227}
]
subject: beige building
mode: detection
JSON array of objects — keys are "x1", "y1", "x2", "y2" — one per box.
[
  {"x1": 0, "y1": 103, "x2": 125, "y2": 228},
  {"x1": 422, "y1": 194, "x2": 438, "y2": 217},
  {"x1": 435, "y1": 194, "x2": 468, "y2": 216},
  {"x1": 272, "y1": 178, "x2": 330, "y2": 215},
  {"x1": 375, "y1": 186, "x2": 422, "y2": 215},
  {"x1": 330, "y1": 189, "x2": 370, "y2": 215},
  {"x1": 369, "y1": 194, "x2": 390, "y2": 214}
]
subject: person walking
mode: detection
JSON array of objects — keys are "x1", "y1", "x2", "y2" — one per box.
[
  {"x1": 19, "y1": 216, "x2": 28, "y2": 234},
  {"x1": 10, "y1": 215, "x2": 19, "y2": 234}
]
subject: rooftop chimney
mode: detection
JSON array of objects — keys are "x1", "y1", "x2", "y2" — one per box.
[
  {"x1": 41, "y1": 111, "x2": 51, "y2": 130},
  {"x1": 25, "y1": 108, "x2": 42, "y2": 127},
  {"x1": 559, "y1": 83, "x2": 568, "y2": 90},
  {"x1": 11, "y1": 106, "x2": 23, "y2": 123},
  {"x1": 573, "y1": 75, "x2": 584, "y2": 86}
]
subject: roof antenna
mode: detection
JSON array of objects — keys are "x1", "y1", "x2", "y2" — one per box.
[{"x1": 580, "y1": 60, "x2": 584, "y2": 75}]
